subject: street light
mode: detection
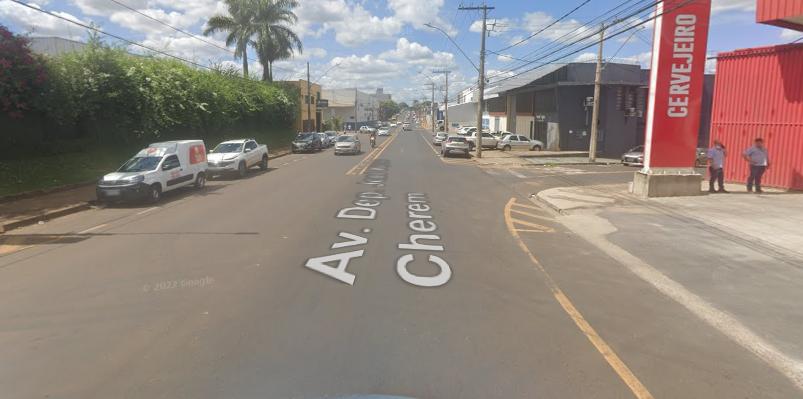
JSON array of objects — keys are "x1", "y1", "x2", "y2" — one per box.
[{"x1": 424, "y1": 23, "x2": 479, "y2": 72}]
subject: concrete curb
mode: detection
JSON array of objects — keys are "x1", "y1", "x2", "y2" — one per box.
[
  {"x1": 1, "y1": 202, "x2": 92, "y2": 233},
  {"x1": 2, "y1": 146, "x2": 294, "y2": 233},
  {"x1": 533, "y1": 191, "x2": 569, "y2": 215}
]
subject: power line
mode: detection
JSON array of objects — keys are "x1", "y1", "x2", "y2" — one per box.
[
  {"x1": 487, "y1": 0, "x2": 695, "y2": 86},
  {"x1": 487, "y1": 0, "x2": 651, "y2": 80},
  {"x1": 8, "y1": 0, "x2": 213, "y2": 71},
  {"x1": 488, "y1": 0, "x2": 661, "y2": 81},
  {"x1": 494, "y1": 0, "x2": 593, "y2": 53},
  {"x1": 105, "y1": 0, "x2": 234, "y2": 56}
]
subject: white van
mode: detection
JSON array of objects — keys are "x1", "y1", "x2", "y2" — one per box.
[{"x1": 97, "y1": 140, "x2": 208, "y2": 203}]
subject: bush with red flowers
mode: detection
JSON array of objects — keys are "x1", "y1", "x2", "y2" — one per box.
[{"x1": 0, "y1": 25, "x2": 48, "y2": 119}]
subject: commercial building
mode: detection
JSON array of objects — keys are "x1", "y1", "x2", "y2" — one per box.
[
  {"x1": 320, "y1": 88, "x2": 391, "y2": 130},
  {"x1": 282, "y1": 80, "x2": 321, "y2": 132},
  {"x1": 447, "y1": 62, "x2": 714, "y2": 159},
  {"x1": 709, "y1": 0, "x2": 803, "y2": 190}
]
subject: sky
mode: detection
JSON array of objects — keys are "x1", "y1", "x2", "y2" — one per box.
[{"x1": 1, "y1": 0, "x2": 801, "y2": 103}]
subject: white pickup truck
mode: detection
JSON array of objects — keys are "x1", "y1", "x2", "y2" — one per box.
[{"x1": 207, "y1": 139, "x2": 268, "y2": 178}]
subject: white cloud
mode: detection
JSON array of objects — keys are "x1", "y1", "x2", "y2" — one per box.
[
  {"x1": 380, "y1": 38, "x2": 455, "y2": 67},
  {"x1": 619, "y1": 51, "x2": 653, "y2": 68},
  {"x1": 574, "y1": 52, "x2": 596, "y2": 63},
  {"x1": 137, "y1": 34, "x2": 231, "y2": 62},
  {"x1": 711, "y1": 0, "x2": 754, "y2": 14},
  {"x1": 496, "y1": 54, "x2": 515, "y2": 62},
  {"x1": 387, "y1": 0, "x2": 456, "y2": 35},
  {"x1": 780, "y1": 29, "x2": 802, "y2": 41},
  {"x1": 0, "y1": 0, "x2": 88, "y2": 39},
  {"x1": 469, "y1": 18, "x2": 510, "y2": 36},
  {"x1": 521, "y1": 11, "x2": 592, "y2": 43}
]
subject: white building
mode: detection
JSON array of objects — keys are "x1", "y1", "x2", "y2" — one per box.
[{"x1": 320, "y1": 88, "x2": 391, "y2": 130}]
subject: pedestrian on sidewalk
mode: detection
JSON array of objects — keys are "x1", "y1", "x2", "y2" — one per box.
[
  {"x1": 707, "y1": 140, "x2": 727, "y2": 193},
  {"x1": 743, "y1": 138, "x2": 770, "y2": 193}
]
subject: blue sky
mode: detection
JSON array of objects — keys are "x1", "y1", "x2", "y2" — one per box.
[{"x1": 1, "y1": 0, "x2": 801, "y2": 103}]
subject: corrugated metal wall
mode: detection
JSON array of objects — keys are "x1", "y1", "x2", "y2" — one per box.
[
  {"x1": 710, "y1": 43, "x2": 803, "y2": 190},
  {"x1": 757, "y1": 0, "x2": 803, "y2": 27}
]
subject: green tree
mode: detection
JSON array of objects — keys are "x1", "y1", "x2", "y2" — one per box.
[
  {"x1": 379, "y1": 100, "x2": 400, "y2": 121},
  {"x1": 251, "y1": 0, "x2": 302, "y2": 82},
  {"x1": 203, "y1": 0, "x2": 257, "y2": 77},
  {"x1": 0, "y1": 25, "x2": 48, "y2": 119}
]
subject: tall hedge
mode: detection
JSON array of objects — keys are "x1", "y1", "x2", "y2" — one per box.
[{"x1": 1, "y1": 27, "x2": 298, "y2": 157}]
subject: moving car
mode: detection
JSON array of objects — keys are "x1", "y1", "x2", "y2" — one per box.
[
  {"x1": 466, "y1": 131, "x2": 499, "y2": 150},
  {"x1": 207, "y1": 139, "x2": 268, "y2": 178},
  {"x1": 378, "y1": 128, "x2": 390, "y2": 136},
  {"x1": 402, "y1": 123, "x2": 411, "y2": 131},
  {"x1": 292, "y1": 133, "x2": 322, "y2": 153},
  {"x1": 433, "y1": 132, "x2": 448, "y2": 146},
  {"x1": 497, "y1": 134, "x2": 544, "y2": 151},
  {"x1": 621, "y1": 145, "x2": 644, "y2": 166},
  {"x1": 441, "y1": 136, "x2": 470, "y2": 158},
  {"x1": 317, "y1": 132, "x2": 332, "y2": 148},
  {"x1": 97, "y1": 140, "x2": 207, "y2": 203},
  {"x1": 334, "y1": 134, "x2": 361, "y2": 155}
]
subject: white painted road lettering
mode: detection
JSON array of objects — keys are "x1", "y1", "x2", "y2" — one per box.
[
  {"x1": 397, "y1": 193, "x2": 452, "y2": 287},
  {"x1": 305, "y1": 249, "x2": 364, "y2": 285}
]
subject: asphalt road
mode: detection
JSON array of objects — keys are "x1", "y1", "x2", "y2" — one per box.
[{"x1": 1, "y1": 128, "x2": 800, "y2": 399}]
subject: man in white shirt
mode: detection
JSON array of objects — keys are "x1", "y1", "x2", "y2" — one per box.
[
  {"x1": 743, "y1": 138, "x2": 770, "y2": 193},
  {"x1": 707, "y1": 140, "x2": 727, "y2": 193}
]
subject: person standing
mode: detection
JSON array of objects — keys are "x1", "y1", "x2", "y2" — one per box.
[
  {"x1": 743, "y1": 138, "x2": 770, "y2": 193},
  {"x1": 707, "y1": 140, "x2": 727, "y2": 193}
]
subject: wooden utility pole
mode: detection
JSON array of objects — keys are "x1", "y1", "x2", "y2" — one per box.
[
  {"x1": 306, "y1": 62, "x2": 312, "y2": 132},
  {"x1": 589, "y1": 24, "x2": 605, "y2": 163},
  {"x1": 459, "y1": 3, "x2": 494, "y2": 158},
  {"x1": 432, "y1": 69, "x2": 450, "y2": 133}
]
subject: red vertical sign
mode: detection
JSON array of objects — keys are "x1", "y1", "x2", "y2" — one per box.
[{"x1": 643, "y1": 0, "x2": 712, "y2": 169}]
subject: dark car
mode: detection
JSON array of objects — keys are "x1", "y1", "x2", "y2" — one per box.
[{"x1": 291, "y1": 132, "x2": 322, "y2": 153}]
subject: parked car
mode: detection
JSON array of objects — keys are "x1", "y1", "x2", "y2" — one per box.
[
  {"x1": 497, "y1": 134, "x2": 544, "y2": 151},
  {"x1": 334, "y1": 134, "x2": 361, "y2": 155},
  {"x1": 324, "y1": 130, "x2": 338, "y2": 144},
  {"x1": 466, "y1": 131, "x2": 499, "y2": 150},
  {"x1": 441, "y1": 136, "x2": 470, "y2": 158},
  {"x1": 457, "y1": 126, "x2": 475, "y2": 136},
  {"x1": 621, "y1": 145, "x2": 645, "y2": 166},
  {"x1": 317, "y1": 132, "x2": 332, "y2": 148},
  {"x1": 97, "y1": 140, "x2": 207, "y2": 204},
  {"x1": 378, "y1": 128, "x2": 390, "y2": 136},
  {"x1": 433, "y1": 132, "x2": 449, "y2": 146},
  {"x1": 292, "y1": 133, "x2": 322, "y2": 153},
  {"x1": 207, "y1": 139, "x2": 268, "y2": 178}
]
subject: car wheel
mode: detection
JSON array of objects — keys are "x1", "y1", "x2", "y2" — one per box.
[
  {"x1": 194, "y1": 173, "x2": 206, "y2": 189},
  {"x1": 531, "y1": 145, "x2": 542, "y2": 151},
  {"x1": 260, "y1": 155, "x2": 268, "y2": 170},
  {"x1": 148, "y1": 184, "x2": 162, "y2": 203},
  {"x1": 238, "y1": 161, "x2": 247, "y2": 178},
  {"x1": 503, "y1": 145, "x2": 511, "y2": 151}
]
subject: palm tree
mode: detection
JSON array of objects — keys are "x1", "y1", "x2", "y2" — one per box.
[
  {"x1": 251, "y1": 0, "x2": 302, "y2": 82},
  {"x1": 203, "y1": 0, "x2": 257, "y2": 77}
]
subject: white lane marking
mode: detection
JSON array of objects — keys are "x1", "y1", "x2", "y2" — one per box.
[
  {"x1": 136, "y1": 207, "x2": 159, "y2": 216},
  {"x1": 507, "y1": 169, "x2": 528, "y2": 178},
  {"x1": 281, "y1": 162, "x2": 289, "y2": 166},
  {"x1": 562, "y1": 215, "x2": 803, "y2": 392},
  {"x1": 78, "y1": 223, "x2": 107, "y2": 234}
]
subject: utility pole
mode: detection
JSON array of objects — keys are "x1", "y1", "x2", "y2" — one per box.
[
  {"x1": 425, "y1": 82, "x2": 435, "y2": 133},
  {"x1": 306, "y1": 62, "x2": 312, "y2": 132},
  {"x1": 589, "y1": 23, "x2": 605, "y2": 163},
  {"x1": 459, "y1": 3, "x2": 494, "y2": 159},
  {"x1": 432, "y1": 69, "x2": 450, "y2": 133}
]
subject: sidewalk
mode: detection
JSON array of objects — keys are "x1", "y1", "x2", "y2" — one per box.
[
  {"x1": 0, "y1": 148, "x2": 292, "y2": 233},
  {"x1": 534, "y1": 181, "x2": 803, "y2": 377},
  {"x1": 474, "y1": 149, "x2": 619, "y2": 167}
]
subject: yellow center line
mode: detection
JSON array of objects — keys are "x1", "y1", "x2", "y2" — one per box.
[
  {"x1": 504, "y1": 198, "x2": 654, "y2": 399},
  {"x1": 346, "y1": 133, "x2": 399, "y2": 176}
]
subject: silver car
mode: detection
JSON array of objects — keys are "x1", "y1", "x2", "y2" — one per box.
[
  {"x1": 621, "y1": 145, "x2": 644, "y2": 166},
  {"x1": 433, "y1": 132, "x2": 448, "y2": 146},
  {"x1": 317, "y1": 132, "x2": 332, "y2": 148},
  {"x1": 441, "y1": 136, "x2": 470, "y2": 158},
  {"x1": 334, "y1": 134, "x2": 361, "y2": 155},
  {"x1": 497, "y1": 134, "x2": 544, "y2": 151}
]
